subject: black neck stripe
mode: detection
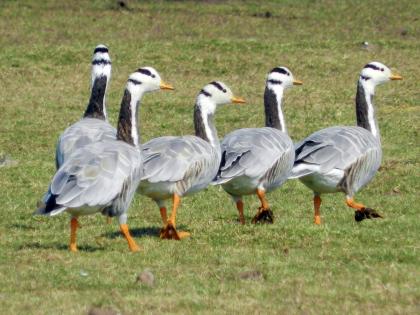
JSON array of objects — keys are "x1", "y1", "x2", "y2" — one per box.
[
  {"x1": 200, "y1": 89, "x2": 212, "y2": 97},
  {"x1": 271, "y1": 67, "x2": 289, "y2": 75},
  {"x1": 92, "y1": 59, "x2": 111, "y2": 66},
  {"x1": 128, "y1": 78, "x2": 141, "y2": 85},
  {"x1": 94, "y1": 47, "x2": 109, "y2": 54},
  {"x1": 268, "y1": 79, "x2": 282, "y2": 85},
  {"x1": 210, "y1": 81, "x2": 226, "y2": 93},
  {"x1": 137, "y1": 68, "x2": 156, "y2": 78}
]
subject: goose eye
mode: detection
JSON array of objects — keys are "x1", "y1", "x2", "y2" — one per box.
[
  {"x1": 223, "y1": 89, "x2": 226, "y2": 93},
  {"x1": 151, "y1": 74, "x2": 156, "y2": 78}
]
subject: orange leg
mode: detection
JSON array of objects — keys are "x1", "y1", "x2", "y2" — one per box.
[
  {"x1": 256, "y1": 189, "x2": 269, "y2": 209},
  {"x1": 160, "y1": 194, "x2": 190, "y2": 240},
  {"x1": 159, "y1": 207, "x2": 168, "y2": 226},
  {"x1": 236, "y1": 200, "x2": 245, "y2": 225},
  {"x1": 346, "y1": 196, "x2": 382, "y2": 221},
  {"x1": 346, "y1": 197, "x2": 365, "y2": 210},
  {"x1": 69, "y1": 217, "x2": 78, "y2": 252},
  {"x1": 120, "y1": 224, "x2": 140, "y2": 252},
  {"x1": 252, "y1": 189, "x2": 274, "y2": 224},
  {"x1": 168, "y1": 194, "x2": 180, "y2": 227},
  {"x1": 314, "y1": 195, "x2": 321, "y2": 225}
]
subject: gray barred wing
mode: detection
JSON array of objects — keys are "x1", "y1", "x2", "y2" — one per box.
[
  {"x1": 215, "y1": 127, "x2": 294, "y2": 184},
  {"x1": 141, "y1": 135, "x2": 219, "y2": 189},
  {"x1": 56, "y1": 118, "x2": 116, "y2": 168},
  {"x1": 51, "y1": 140, "x2": 142, "y2": 210}
]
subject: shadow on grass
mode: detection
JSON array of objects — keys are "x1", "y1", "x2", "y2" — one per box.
[
  {"x1": 103, "y1": 225, "x2": 190, "y2": 239},
  {"x1": 104, "y1": 226, "x2": 161, "y2": 239},
  {"x1": 19, "y1": 242, "x2": 105, "y2": 252}
]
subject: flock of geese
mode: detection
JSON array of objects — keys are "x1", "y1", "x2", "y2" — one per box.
[{"x1": 35, "y1": 45, "x2": 402, "y2": 252}]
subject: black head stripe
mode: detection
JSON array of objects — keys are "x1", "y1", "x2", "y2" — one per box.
[
  {"x1": 271, "y1": 67, "x2": 289, "y2": 76},
  {"x1": 92, "y1": 58, "x2": 111, "y2": 66},
  {"x1": 210, "y1": 81, "x2": 227, "y2": 93},
  {"x1": 128, "y1": 78, "x2": 142, "y2": 85},
  {"x1": 360, "y1": 75, "x2": 371, "y2": 81},
  {"x1": 137, "y1": 68, "x2": 156, "y2": 78},
  {"x1": 364, "y1": 64, "x2": 384, "y2": 71},
  {"x1": 200, "y1": 89, "x2": 212, "y2": 97},
  {"x1": 268, "y1": 79, "x2": 282, "y2": 85},
  {"x1": 94, "y1": 46, "x2": 109, "y2": 54}
]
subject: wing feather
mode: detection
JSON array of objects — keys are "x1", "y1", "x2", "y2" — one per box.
[
  {"x1": 142, "y1": 136, "x2": 216, "y2": 184},
  {"x1": 56, "y1": 118, "x2": 116, "y2": 168},
  {"x1": 214, "y1": 127, "x2": 293, "y2": 183},
  {"x1": 291, "y1": 126, "x2": 381, "y2": 178},
  {"x1": 50, "y1": 140, "x2": 141, "y2": 209}
]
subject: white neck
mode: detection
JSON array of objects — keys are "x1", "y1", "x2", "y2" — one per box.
[
  {"x1": 273, "y1": 85, "x2": 286, "y2": 133},
  {"x1": 358, "y1": 79, "x2": 380, "y2": 140},
  {"x1": 264, "y1": 84, "x2": 287, "y2": 133},
  {"x1": 130, "y1": 96, "x2": 139, "y2": 148},
  {"x1": 116, "y1": 83, "x2": 146, "y2": 148},
  {"x1": 90, "y1": 62, "x2": 111, "y2": 119},
  {"x1": 194, "y1": 95, "x2": 220, "y2": 149}
]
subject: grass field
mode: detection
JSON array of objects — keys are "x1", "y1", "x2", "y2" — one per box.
[{"x1": 0, "y1": 0, "x2": 419, "y2": 314}]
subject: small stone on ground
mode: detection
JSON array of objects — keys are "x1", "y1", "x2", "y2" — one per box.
[
  {"x1": 88, "y1": 307, "x2": 120, "y2": 315},
  {"x1": 136, "y1": 269, "x2": 155, "y2": 287},
  {"x1": 238, "y1": 270, "x2": 264, "y2": 281},
  {"x1": 0, "y1": 153, "x2": 18, "y2": 167}
]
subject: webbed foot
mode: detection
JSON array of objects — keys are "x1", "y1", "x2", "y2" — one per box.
[
  {"x1": 160, "y1": 222, "x2": 190, "y2": 240},
  {"x1": 251, "y1": 207, "x2": 274, "y2": 224},
  {"x1": 355, "y1": 208, "x2": 383, "y2": 222}
]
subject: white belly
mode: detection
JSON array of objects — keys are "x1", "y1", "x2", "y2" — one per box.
[
  {"x1": 222, "y1": 176, "x2": 261, "y2": 197},
  {"x1": 299, "y1": 168, "x2": 345, "y2": 194},
  {"x1": 67, "y1": 205, "x2": 104, "y2": 217},
  {"x1": 138, "y1": 181, "x2": 174, "y2": 200}
]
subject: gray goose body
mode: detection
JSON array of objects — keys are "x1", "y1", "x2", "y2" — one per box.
[
  {"x1": 213, "y1": 67, "x2": 301, "y2": 224},
  {"x1": 138, "y1": 81, "x2": 245, "y2": 240},
  {"x1": 36, "y1": 67, "x2": 173, "y2": 251},
  {"x1": 216, "y1": 127, "x2": 294, "y2": 195},
  {"x1": 292, "y1": 126, "x2": 381, "y2": 196},
  {"x1": 139, "y1": 135, "x2": 220, "y2": 199},
  {"x1": 47, "y1": 139, "x2": 142, "y2": 218},
  {"x1": 290, "y1": 62, "x2": 402, "y2": 223},
  {"x1": 56, "y1": 45, "x2": 116, "y2": 168}
]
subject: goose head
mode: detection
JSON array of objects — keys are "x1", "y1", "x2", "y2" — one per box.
[
  {"x1": 266, "y1": 67, "x2": 302, "y2": 90},
  {"x1": 199, "y1": 81, "x2": 245, "y2": 107},
  {"x1": 360, "y1": 62, "x2": 402, "y2": 86},
  {"x1": 91, "y1": 44, "x2": 111, "y2": 83},
  {"x1": 127, "y1": 67, "x2": 174, "y2": 95}
]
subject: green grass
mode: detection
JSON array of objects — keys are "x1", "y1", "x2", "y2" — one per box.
[{"x1": 0, "y1": 0, "x2": 419, "y2": 314}]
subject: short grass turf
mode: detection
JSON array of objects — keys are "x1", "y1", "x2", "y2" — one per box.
[{"x1": 0, "y1": 0, "x2": 419, "y2": 314}]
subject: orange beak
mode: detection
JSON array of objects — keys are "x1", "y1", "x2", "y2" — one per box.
[
  {"x1": 231, "y1": 96, "x2": 246, "y2": 104},
  {"x1": 160, "y1": 81, "x2": 174, "y2": 90},
  {"x1": 389, "y1": 73, "x2": 403, "y2": 81}
]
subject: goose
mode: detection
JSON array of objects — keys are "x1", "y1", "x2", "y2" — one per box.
[
  {"x1": 138, "y1": 81, "x2": 245, "y2": 240},
  {"x1": 35, "y1": 67, "x2": 174, "y2": 252},
  {"x1": 56, "y1": 44, "x2": 115, "y2": 168},
  {"x1": 290, "y1": 62, "x2": 402, "y2": 224},
  {"x1": 213, "y1": 67, "x2": 302, "y2": 224}
]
